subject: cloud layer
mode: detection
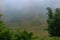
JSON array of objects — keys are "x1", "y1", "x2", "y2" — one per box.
[
  {"x1": 1, "y1": 0, "x2": 60, "y2": 22},
  {"x1": 2, "y1": 0, "x2": 60, "y2": 10}
]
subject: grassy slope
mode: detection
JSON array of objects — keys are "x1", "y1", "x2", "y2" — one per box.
[{"x1": 6, "y1": 22, "x2": 48, "y2": 37}]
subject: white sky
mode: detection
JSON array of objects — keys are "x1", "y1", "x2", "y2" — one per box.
[
  {"x1": 0, "y1": 0, "x2": 60, "y2": 13},
  {"x1": 2, "y1": 0, "x2": 60, "y2": 9}
]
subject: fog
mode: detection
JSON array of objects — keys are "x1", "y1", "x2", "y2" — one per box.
[
  {"x1": 1, "y1": 0, "x2": 60, "y2": 23},
  {"x1": 0, "y1": 0, "x2": 60, "y2": 37}
]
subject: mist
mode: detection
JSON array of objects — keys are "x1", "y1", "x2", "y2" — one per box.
[
  {"x1": 1, "y1": 0, "x2": 60, "y2": 23},
  {"x1": 1, "y1": 0, "x2": 60, "y2": 38}
]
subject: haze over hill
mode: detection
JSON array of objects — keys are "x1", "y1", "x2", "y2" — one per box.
[
  {"x1": 1, "y1": 0, "x2": 60, "y2": 25},
  {"x1": 0, "y1": 0, "x2": 59, "y2": 26},
  {"x1": 1, "y1": 0, "x2": 60, "y2": 37},
  {"x1": 2, "y1": 0, "x2": 60, "y2": 23}
]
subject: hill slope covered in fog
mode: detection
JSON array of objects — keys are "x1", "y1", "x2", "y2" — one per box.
[{"x1": 1, "y1": 0, "x2": 60, "y2": 37}]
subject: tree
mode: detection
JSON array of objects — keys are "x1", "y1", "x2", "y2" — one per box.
[
  {"x1": 0, "y1": 13, "x2": 12, "y2": 40},
  {"x1": 47, "y1": 7, "x2": 54, "y2": 36},
  {"x1": 53, "y1": 8, "x2": 60, "y2": 36},
  {"x1": 47, "y1": 8, "x2": 60, "y2": 37},
  {"x1": 0, "y1": 13, "x2": 4, "y2": 31}
]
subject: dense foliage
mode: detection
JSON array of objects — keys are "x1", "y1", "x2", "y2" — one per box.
[{"x1": 47, "y1": 8, "x2": 60, "y2": 37}]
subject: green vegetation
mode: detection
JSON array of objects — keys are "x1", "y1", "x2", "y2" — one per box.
[
  {"x1": 1, "y1": 8, "x2": 60, "y2": 40},
  {"x1": 47, "y1": 8, "x2": 60, "y2": 37},
  {"x1": 0, "y1": 13, "x2": 38, "y2": 40}
]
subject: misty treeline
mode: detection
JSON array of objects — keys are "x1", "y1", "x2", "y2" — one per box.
[{"x1": 0, "y1": 7, "x2": 60, "y2": 40}]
